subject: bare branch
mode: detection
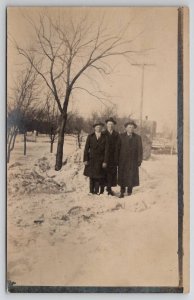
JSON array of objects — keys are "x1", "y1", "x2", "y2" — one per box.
[
  {"x1": 72, "y1": 86, "x2": 113, "y2": 108},
  {"x1": 13, "y1": 9, "x2": 151, "y2": 123}
]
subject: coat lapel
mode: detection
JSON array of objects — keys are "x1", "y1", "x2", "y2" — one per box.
[
  {"x1": 124, "y1": 132, "x2": 135, "y2": 149},
  {"x1": 105, "y1": 129, "x2": 115, "y2": 137},
  {"x1": 97, "y1": 133, "x2": 104, "y2": 145},
  {"x1": 92, "y1": 132, "x2": 103, "y2": 148}
]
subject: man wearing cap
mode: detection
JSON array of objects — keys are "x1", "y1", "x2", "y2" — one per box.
[
  {"x1": 83, "y1": 122, "x2": 109, "y2": 195},
  {"x1": 117, "y1": 120, "x2": 143, "y2": 198},
  {"x1": 101, "y1": 117, "x2": 119, "y2": 195}
]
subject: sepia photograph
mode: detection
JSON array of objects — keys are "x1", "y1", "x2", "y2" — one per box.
[{"x1": 6, "y1": 6, "x2": 189, "y2": 293}]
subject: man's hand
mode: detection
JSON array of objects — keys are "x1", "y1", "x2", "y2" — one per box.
[
  {"x1": 84, "y1": 161, "x2": 89, "y2": 166},
  {"x1": 102, "y1": 162, "x2": 107, "y2": 168}
]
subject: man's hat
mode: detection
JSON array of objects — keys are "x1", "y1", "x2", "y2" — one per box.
[
  {"x1": 105, "y1": 117, "x2": 117, "y2": 125},
  {"x1": 124, "y1": 120, "x2": 137, "y2": 128},
  {"x1": 92, "y1": 121, "x2": 104, "y2": 128}
]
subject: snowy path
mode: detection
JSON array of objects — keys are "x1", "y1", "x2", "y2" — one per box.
[{"x1": 7, "y1": 151, "x2": 178, "y2": 286}]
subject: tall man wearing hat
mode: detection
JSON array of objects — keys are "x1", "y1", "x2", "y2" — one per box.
[
  {"x1": 117, "y1": 120, "x2": 143, "y2": 198},
  {"x1": 101, "y1": 117, "x2": 120, "y2": 195},
  {"x1": 83, "y1": 122, "x2": 109, "y2": 195}
]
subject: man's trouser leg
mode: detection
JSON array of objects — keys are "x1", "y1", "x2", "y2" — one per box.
[
  {"x1": 94, "y1": 179, "x2": 100, "y2": 194},
  {"x1": 99, "y1": 178, "x2": 105, "y2": 194},
  {"x1": 127, "y1": 186, "x2": 133, "y2": 195},
  {"x1": 119, "y1": 186, "x2": 125, "y2": 198},
  {"x1": 107, "y1": 178, "x2": 112, "y2": 192},
  {"x1": 106, "y1": 172, "x2": 113, "y2": 193},
  {"x1": 89, "y1": 178, "x2": 95, "y2": 194},
  {"x1": 121, "y1": 186, "x2": 125, "y2": 194}
]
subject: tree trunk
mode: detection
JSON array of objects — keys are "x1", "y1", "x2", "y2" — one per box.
[
  {"x1": 77, "y1": 132, "x2": 81, "y2": 149},
  {"x1": 7, "y1": 134, "x2": 13, "y2": 163},
  {"x1": 7, "y1": 144, "x2": 11, "y2": 163},
  {"x1": 24, "y1": 132, "x2": 27, "y2": 156},
  {"x1": 55, "y1": 114, "x2": 67, "y2": 170},
  {"x1": 7, "y1": 130, "x2": 17, "y2": 163},
  {"x1": 7, "y1": 129, "x2": 11, "y2": 144},
  {"x1": 50, "y1": 140, "x2": 54, "y2": 153}
]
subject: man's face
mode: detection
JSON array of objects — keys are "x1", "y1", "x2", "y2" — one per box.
[
  {"x1": 126, "y1": 124, "x2": 134, "y2": 134},
  {"x1": 106, "y1": 121, "x2": 114, "y2": 131},
  {"x1": 95, "y1": 125, "x2": 102, "y2": 133}
]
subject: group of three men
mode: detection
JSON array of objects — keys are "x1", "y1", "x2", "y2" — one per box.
[{"x1": 83, "y1": 117, "x2": 143, "y2": 198}]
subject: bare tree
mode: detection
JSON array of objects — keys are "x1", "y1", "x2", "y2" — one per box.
[
  {"x1": 7, "y1": 109, "x2": 19, "y2": 163},
  {"x1": 65, "y1": 112, "x2": 86, "y2": 149},
  {"x1": 44, "y1": 92, "x2": 59, "y2": 153},
  {"x1": 83, "y1": 105, "x2": 117, "y2": 133},
  {"x1": 86, "y1": 107, "x2": 134, "y2": 134},
  {"x1": 7, "y1": 65, "x2": 39, "y2": 163},
  {"x1": 15, "y1": 11, "x2": 146, "y2": 170}
]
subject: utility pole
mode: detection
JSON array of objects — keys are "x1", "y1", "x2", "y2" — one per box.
[{"x1": 131, "y1": 63, "x2": 154, "y2": 133}]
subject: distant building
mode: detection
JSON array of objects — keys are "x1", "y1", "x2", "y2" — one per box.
[{"x1": 133, "y1": 116, "x2": 157, "y2": 160}]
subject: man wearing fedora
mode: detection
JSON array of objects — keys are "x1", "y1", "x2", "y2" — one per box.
[
  {"x1": 83, "y1": 122, "x2": 109, "y2": 195},
  {"x1": 117, "y1": 120, "x2": 143, "y2": 198},
  {"x1": 101, "y1": 117, "x2": 120, "y2": 195}
]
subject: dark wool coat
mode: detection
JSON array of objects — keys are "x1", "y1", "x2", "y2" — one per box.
[
  {"x1": 83, "y1": 132, "x2": 109, "y2": 179},
  {"x1": 118, "y1": 132, "x2": 143, "y2": 188},
  {"x1": 103, "y1": 129, "x2": 120, "y2": 187}
]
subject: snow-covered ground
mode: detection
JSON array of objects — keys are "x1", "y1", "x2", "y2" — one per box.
[{"x1": 7, "y1": 135, "x2": 179, "y2": 286}]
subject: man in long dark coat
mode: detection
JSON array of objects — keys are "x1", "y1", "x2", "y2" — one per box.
[
  {"x1": 118, "y1": 121, "x2": 143, "y2": 198},
  {"x1": 101, "y1": 117, "x2": 119, "y2": 195},
  {"x1": 83, "y1": 122, "x2": 109, "y2": 195}
]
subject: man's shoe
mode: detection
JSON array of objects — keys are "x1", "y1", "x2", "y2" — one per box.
[
  {"x1": 127, "y1": 187, "x2": 132, "y2": 195},
  {"x1": 93, "y1": 191, "x2": 100, "y2": 195},
  {"x1": 99, "y1": 189, "x2": 104, "y2": 195},
  {"x1": 100, "y1": 187, "x2": 105, "y2": 194},
  {"x1": 119, "y1": 193, "x2": 124, "y2": 198},
  {"x1": 108, "y1": 190, "x2": 114, "y2": 196}
]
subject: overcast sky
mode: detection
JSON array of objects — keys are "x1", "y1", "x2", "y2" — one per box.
[{"x1": 7, "y1": 7, "x2": 178, "y2": 132}]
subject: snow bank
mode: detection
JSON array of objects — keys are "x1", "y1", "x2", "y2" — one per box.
[
  {"x1": 8, "y1": 148, "x2": 86, "y2": 195},
  {"x1": 7, "y1": 144, "x2": 160, "y2": 197}
]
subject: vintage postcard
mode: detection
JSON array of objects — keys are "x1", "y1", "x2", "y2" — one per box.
[{"x1": 6, "y1": 6, "x2": 189, "y2": 293}]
